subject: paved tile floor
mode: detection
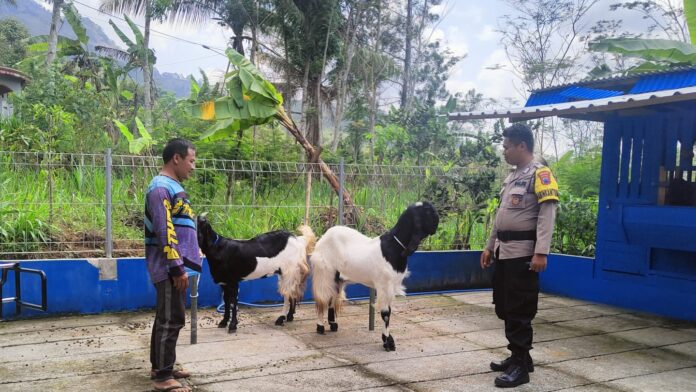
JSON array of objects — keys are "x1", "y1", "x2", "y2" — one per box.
[{"x1": 1, "y1": 292, "x2": 695, "y2": 391}]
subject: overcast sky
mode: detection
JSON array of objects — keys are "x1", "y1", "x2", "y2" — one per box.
[{"x1": 52, "y1": 0, "x2": 648, "y2": 105}]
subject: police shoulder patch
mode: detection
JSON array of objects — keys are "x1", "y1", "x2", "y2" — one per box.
[{"x1": 534, "y1": 166, "x2": 559, "y2": 203}]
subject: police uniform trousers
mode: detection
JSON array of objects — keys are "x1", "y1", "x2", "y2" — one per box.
[{"x1": 492, "y1": 248, "x2": 539, "y2": 360}]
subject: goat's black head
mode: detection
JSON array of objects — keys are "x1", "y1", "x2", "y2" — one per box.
[
  {"x1": 395, "y1": 201, "x2": 440, "y2": 257},
  {"x1": 196, "y1": 212, "x2": 215, "y2": 253}
]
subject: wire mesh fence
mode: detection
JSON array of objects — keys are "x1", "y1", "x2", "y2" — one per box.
[{"x1": 0, "y1": 150, "x2": 502, "y2": 260}]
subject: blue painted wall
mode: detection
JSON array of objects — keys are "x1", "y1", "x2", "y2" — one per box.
[
  {"x1": 5, "y1": 251, "x2": 696, "y2": 322},
  {"x1": 541, "y1": 254, "x2": 696, "y2": 322},
  {"x1": 0, "y1": 251, "x2": 490, "y2": 319}
]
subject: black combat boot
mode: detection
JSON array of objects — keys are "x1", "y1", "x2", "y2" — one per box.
[
  {"x1": 490, "y1": 352, "x2": 534, "y2": 372},
  {"x1": 494, "y1": 353, "x2": 530, "y2": 388}
]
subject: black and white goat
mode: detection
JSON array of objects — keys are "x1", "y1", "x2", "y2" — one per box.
[
  {"x1": 197, "y1": 215, "x2": 316, "y2": 333},
  {"x1": 310, "y1": 201, "x2": 439, "y2": 351}
]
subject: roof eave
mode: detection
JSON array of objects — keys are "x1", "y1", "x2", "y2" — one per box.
[{"x1": 448, "y1": 86, "x2": 696, "y2": 122}]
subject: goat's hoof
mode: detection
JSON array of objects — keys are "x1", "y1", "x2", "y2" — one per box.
[
  {"x1": 316, "y1": 324, "x2": 325, "y2": 334},
  {"x1": 382, "y1": 335, "x2": 395, "y2": 351},
  {"x1": 218, "y1": 319, "x2": 229, "y2": 328},
  {"x1": 275, "y1": 316, "x2": 286, "y2": 326},
  {"x1": 286, "y1": 314, "x2": 294, "y2": 322},
  {"x1": 329, "y1": 322, "x2": 338, "y2": 332},
  {"x1": 228, "y1": 324, "x2": 238, "y2": 334}
]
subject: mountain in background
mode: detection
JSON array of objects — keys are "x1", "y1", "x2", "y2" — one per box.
[{"x1": 0, "y1": 0, "x2": 191, "y2": 97}]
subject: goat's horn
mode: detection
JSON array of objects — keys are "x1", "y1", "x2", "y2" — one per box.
[{"x1": 199, "y1": 211, "x2": 209, "y2": 219}]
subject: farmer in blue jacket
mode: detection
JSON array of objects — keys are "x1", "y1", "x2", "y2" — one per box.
[{"x1": 145, "y1": 138, "x2": 201, "y2": 392}]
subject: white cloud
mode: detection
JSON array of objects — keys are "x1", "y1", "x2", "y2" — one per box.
[
  {"x1": 447, "y1": 49, "x2": 520, "y2": 104},
  {"x1": 476, "y1": 24, "x2": 498, "y2": 42}
]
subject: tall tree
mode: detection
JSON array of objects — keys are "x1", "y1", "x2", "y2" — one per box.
[
  {"x1": 0, "y1": 18, "x2": 29, "y2": 67},
  {"x1": 400, "y1": 0, "x2": 413, "y2": 110},
  {"x1": 99, "y1": 0, "x2": 212, "y2": 128},
  {"x1": 262, "y1": 0, "x2": 342, "y2": 147},
  {"x1": 46, "y1": 0, "x2": 64, "y2": 64},
  {"x1": 498, "y1": 0, "x2": 600, "y2": 158}
]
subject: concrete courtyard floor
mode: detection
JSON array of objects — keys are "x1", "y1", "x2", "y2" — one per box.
[{"x1": 1, "y1": 291, "x2": 696, "y2": 391}]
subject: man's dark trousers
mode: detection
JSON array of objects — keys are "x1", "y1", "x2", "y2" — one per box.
[
  {"x1": 150, "y1": 278, "x2": 186, "y2": 381},
  {"x1": 493, "y1": 251, "x2": 539, "y2": 365}
]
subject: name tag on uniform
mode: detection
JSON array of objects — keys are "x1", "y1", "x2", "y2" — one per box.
[{"x1": 514, "y1": 180, "x2": 527, "y2": 187}]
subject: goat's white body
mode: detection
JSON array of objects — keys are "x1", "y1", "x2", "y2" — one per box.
[
  {"x1": 214, "y1": 225, "x2": 315, "y2": 329},
  {"x1": 312, "y1": 226, "x2": 407, "y2": 295},
  {"x1": 311, "y1": 226, "x2": 409, "y2": 340},
  {"x1": 244, "y1": 236, "x2": 308, "y2": 281}
]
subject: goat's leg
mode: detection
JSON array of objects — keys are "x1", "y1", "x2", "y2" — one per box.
[
  {"x1": 328, "y1": 281, "x2": 342, "y2": 332},
  {"x1": 377, "y1": 289, "x2": 396, "y2": 351},
  {"x1": 228, "y1": 281, "x2": 239, "y2": 333},
  {"x1": 328, "y1": 300, "x2": 338, "y2": 332},
  {"x1": 218, "y1": 284, "x2": 230, "y2": 328},
  {"x1": 316, "y1": 298, "x2": 326, "y2": 334},
  {"x1": 380, "y1": 306, "x2": 395, "y2": 351},
  {"x1": 287, "y1": 298, "x2": 296, "y2": 322},
  {"x1": 276, "y1": 296, "x2": 290, "y2": 326}
]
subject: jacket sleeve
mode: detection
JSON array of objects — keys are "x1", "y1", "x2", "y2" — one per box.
[
  {"x1": 486, "y1": 219, "x2": 498, "y2": 252},
  {"x1": 534, "y1": 201, "x2": 558, "y2": 255},
  {"x1": 146, "y1": 187, "x2": 185, "y2": 277}
]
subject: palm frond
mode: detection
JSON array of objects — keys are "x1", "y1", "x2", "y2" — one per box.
[
  {"x1": 164, "y1": 0, "x2": 216, "y2": 26},
  {"x1": 257, "y1": 51, "x2": 302, "y2": 82},
  {"x1": 95, "y1": 46, "x2": 133, "y2": 62},
  {"x1": 99, "y1": 0, "x2": 147, "y2": 17}
]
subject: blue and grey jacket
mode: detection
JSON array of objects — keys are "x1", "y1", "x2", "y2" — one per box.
[{"x1": 144, "y1": 175, "x2": 202, "y2": 284}]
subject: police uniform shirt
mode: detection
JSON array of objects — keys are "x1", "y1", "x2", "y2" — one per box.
[{"x1": 486, "y1": 160, "x2": 559, "y2": 260}]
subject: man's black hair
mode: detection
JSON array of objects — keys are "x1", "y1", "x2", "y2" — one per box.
[
  {"x1": 162, "y1": 138, "x2": 195, "y2": 163},
  {"x1": 503, "y1": 123, "x2": 535, "y2": 153}
]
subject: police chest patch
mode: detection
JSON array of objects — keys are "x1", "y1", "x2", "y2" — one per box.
[{"x1": 511, "y1": 194, "x2": 522, "y2": 206}]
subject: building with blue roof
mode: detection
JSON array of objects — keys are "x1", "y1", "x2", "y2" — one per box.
[{"x1": 449, "y1": 67, "x2": 696, "y2": 322}]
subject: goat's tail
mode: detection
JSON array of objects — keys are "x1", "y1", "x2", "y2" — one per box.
[
  {"x1": 296, "y1": 225, "x2": 315, "y2": 293},
  {"x1": 297, "y1": 224, "x2": 317, "y2": 256}
]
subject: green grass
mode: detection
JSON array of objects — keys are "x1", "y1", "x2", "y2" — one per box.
[
  {"x1": 0, "y1": 160, "x2": 484, "y2": 258},
  {"x1": 0, "y1": 158, "x2": 595, "y2": 259}
]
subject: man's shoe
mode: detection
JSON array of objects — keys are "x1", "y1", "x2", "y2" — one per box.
[
  {"x1": 494, "y1": 364, "x2": 530, "y2": 388},
  {"x1": 490, "y1": 354, "x2": 534, "y2": 372}
]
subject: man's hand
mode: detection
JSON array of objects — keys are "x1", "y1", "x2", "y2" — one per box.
[
  {"x1": 173, "y1": 272, "x2": 189, "y2": 292},
  {"x1": 480, "y1": 249, "x2": 493, "y2": 269},
  {"x1": 530, "y1": 254, "x2": 547, "y2": 272}
]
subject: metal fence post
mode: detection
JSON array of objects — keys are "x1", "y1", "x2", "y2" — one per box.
[
  {"x1": 190, "y1": 274, "x2": 199, "y2": 344},
  {"x1": 105, "y1": 149, "x2": 113, "y2": 259}
]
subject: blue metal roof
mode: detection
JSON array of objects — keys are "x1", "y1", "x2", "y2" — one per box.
[
  {"x1": 559, "y1": 86, "x2": 623, "y2": 100},
  {"x1": 525, "y1": 86, "x2": 623, "y2": 107},
  {"x1": 524, "y1": 67, "x2": 696, "y2": 107},
  {"x1": 629, "y1": 68, "x2": 696, "y2": 94}
]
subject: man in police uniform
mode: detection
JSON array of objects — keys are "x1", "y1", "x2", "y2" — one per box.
[{"x1": 480, "y1": 123, "x2": 559, "y2": 388}]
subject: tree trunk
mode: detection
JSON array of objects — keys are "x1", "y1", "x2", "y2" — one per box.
[
  {"x1": 46, "y1": 0, "x2": 63, "y2": 64},
  {"x1": 275, "y1": 107, "x2": 357, "y2": 218},
  {"x1": 142, "y1": 2, "x2": 153, "y2": 129},
  {"x1": 367, "y1": 1, "x2": 383, "y2": 163},
  {"x1": 400, "y1": 0, "x2": 413, "y2": 110},
  {"x1": 330, "y1": 2, "x2": 364, "y2": 152},
  {"x1": 299, "y1": 60, "x2": 310, "y2": 134},
  {"x1": 306, "y1": 77, "x2": 321, "y2": 147}
]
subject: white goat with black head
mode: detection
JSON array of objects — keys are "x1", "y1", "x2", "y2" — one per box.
[
  {"x1": 197, "y1": 214, "x2": 316, "y2": 333},
  {"x1": 310, "y1": 201, "x2": 439, "y2": 351}
]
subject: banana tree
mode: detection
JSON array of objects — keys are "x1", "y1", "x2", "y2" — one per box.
[
  {"x1": 589, "y1": 0, "x2": 696, "y2": 73},
  {"x1": 186, "y1": 49, "x2": 357, "y2": 216},
  {"x1": 113, "y1": 117, "x2": 153, "y2": 154}
]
